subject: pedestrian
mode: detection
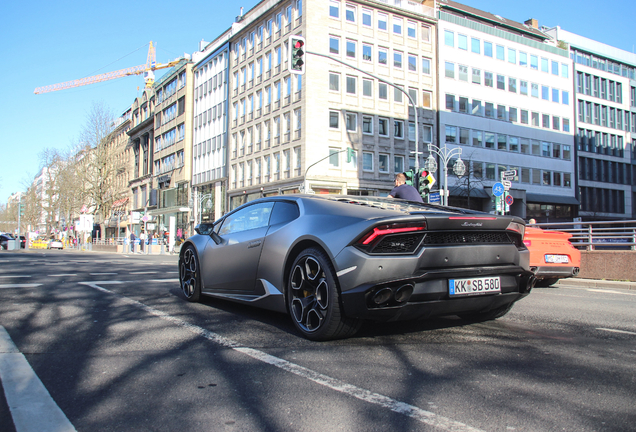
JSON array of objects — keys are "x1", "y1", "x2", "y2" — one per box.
[
  {"x1": 388, "y1": 173, "x2": 423, "y2": 202},
  {"x1": 139, "y1": 231, "x2": 146, "y2": 252}
]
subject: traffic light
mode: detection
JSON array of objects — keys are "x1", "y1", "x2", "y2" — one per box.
[
  {"x1": 288, "y1": 35, "x2": 306, "y2": 75},
  {"x1": 417, "y1": 169, "x2": 435, "y2": 198},
  {"x1": 346, "y1": 147, "x2": 355, "y2": 163},
  {"x1": 403, "y1": 170, "x2": 416, "y2": 187},
  {"x1": 19, "y1": 203, "x2": 24, "y2": 216}
]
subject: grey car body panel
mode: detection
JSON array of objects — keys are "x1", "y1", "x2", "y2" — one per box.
[{"x1": 180, "y1": 195, "x2": 533, "y2": 320}]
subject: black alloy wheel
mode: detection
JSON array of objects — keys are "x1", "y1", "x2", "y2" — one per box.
[
  {"x1": 288, "y1": 248, "x2": 361, "y2": 341},
  {"x1": 179, "y1": 245, "x2": 201, "y2": 302}
]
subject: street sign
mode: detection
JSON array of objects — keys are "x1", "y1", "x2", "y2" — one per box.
[
  {"x1": 501, "y1": 170, "x2": 517, "y2": 178},
  {"x1": 428, "y1": 192, "x2": 441, "y2": 204},
  {"x1": 502, "y1": 180, "x2": 512, "y2": 190},
  {"x1": 492, "y1": 182, "x2": 504, "y2": 197},
  {"x1": 505, "y1": 194, "x2": 514, "y2": 206}
]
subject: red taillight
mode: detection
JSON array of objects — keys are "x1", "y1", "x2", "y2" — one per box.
[
  {"x1": 359, "y1": 223, "x2": 427, "y2": 246},
  {"x1": 523, "y1": 240, "x2": 531, "y2": 247},
  {"x1": 448, "y1": 217, "x2": 497, "y2": 220}
]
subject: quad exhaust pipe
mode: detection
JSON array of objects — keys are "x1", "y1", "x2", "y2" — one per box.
[{"x1": 370, "y1": 283, "x2": 415, "y2": 306}]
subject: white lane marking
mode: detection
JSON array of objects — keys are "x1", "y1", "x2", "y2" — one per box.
[
  {"x1": 129, "y1": 271, "x2": 158, "y2": 274},
  {"x1": 49, "y1": 274, "x2": 77, "y2": 277},
  {"x1": 0, "y1": 284, "x2": 42, "y2": 289},
  {"x1": 597, "y1": 328, "x2": 636, "y2": 336},
  {"x1": 148, "y1": 279, "x2": 179, "y2": 283},
  {"x1": 89, "y1": 273, "x2": 117, "y2": 276},
  {"x1": 81, "y1": 281, "x2": 483, "y2": 432},
  {"x1": 0, "y1": 326, "x2": 77, "y2": 432},
  {"x1": 587, "y1": 289, "x2": 636, "y2": 296},
  {"x1": 0, "y1": 275, "x2": 31, "y2": 279}
]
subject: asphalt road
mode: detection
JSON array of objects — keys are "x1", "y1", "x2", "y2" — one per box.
[{"x1": 1, "y1": 249, "x2": 635, "y2": 432}]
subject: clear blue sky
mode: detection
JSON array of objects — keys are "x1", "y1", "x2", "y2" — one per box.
[{"x1": 1, "y1": 0, "x2": 634, "y2": 204}]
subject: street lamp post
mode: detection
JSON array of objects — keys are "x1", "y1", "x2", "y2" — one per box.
[
  {"x1": 198, "y1": 193, "x2": 214, "y2": 225},
  {"x1": 425, "y1": 144, "x2": 465, "y2": 206}
]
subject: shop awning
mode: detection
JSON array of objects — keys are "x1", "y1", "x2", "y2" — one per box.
[{"x1": 526, "y1": 193, "x2": 579, "y2": 205}]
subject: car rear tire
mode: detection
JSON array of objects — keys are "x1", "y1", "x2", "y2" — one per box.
[
  {"x1": 459, "y1": 303, "x2": 514, "y2": 322},
  {"x1": 179, "y1": 245, "x2": 201, "y2": 302},
  {"x1": 288, "y1": 248, "x2": 361, "y2": 341}
]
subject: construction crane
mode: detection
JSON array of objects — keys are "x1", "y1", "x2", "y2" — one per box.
[{"x1": 34, "y1": 42, "x2": 183, "y2": 94}]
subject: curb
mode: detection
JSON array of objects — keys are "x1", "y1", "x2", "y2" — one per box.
[{"x1": 555, "y1": 278, "x2": 636, "y2": 291}]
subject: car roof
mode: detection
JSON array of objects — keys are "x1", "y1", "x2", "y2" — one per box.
[{"x1": 236, "y1": 194, "x2": 496, "y2": 219}]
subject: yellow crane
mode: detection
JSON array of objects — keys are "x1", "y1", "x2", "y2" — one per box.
[{"x1": 34, "y1": 42, "x2": 183, "y2": 94}]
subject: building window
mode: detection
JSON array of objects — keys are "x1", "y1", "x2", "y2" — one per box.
[
  {"x1": 329, "y1": 36, "x2": 339, "y2": 55},
  {"x1": 346, "y1": 76, "x2": 356, "y2": 94},
  {"x1": 458, "y1": 34, "x2": 467, "y2": 50},
  {"x1": 362, "y1": 116, "x2": 373, "y2": 134},
  {"x1": 394, "y1": 51, "x2": 403, "y2": 68},
  {"x1": 393, "y1": 17, "x2": 402, "y2": 35},
  {"x1": 329, "y1": 111, "x2": 339, "y2": 128},
  {"x1": 329, "y1": 72, "x2": 340, "y2": 91},
  {"x1": 379, "y1": 83, "x2": 388, "y2": 100},
  {"x1": 422, "y1": 91, "x2": 432, "y2": 108},
  {"x1": 379, "y1": 154, "x2": 389, "y2": 173},
  {"x1": 346, "y1": 113, "x2": 357, "y2": 131},
  {"x1": 377, "y1": 13, "x2": 388, "y2": 31},
  {"x1": 444, "y1": 30, "x2": 454, "y2": 47},
  {"x1": 471, "y1": 38, "x2": 480, "y2": 54},
  {"x1": 346, "y1": 40, "x2": 356, "y2": 58},
  {"x1": 329, "y1": 0, "x2": 339, "y2": 18},
  {"x1": 445, "y1": 62, "x2": 454, "y2": 79},
  {"x1": 362, "y1": 9, "x2": 372, "y2": 27},
  {"x1": 362, "y1": 78, "x2": 372, "y2": 97},
  {"x1": 362, "y1": 43, "x2": 372, "y2": 61},
  {"x1": 378, "y1": 47, "x2": 388, "y2": 65},
  {"x1": 329, "y1": 148, "x2": 340, "y2": 167},
  {"x1": 378, "y1": 118, "x2": 389, "y2": 136},
  {"x1": 345, "y1": 4, "x2": 355, "y2": 22},
  {"x1": 407, "y1": 21, "x2": 416, "y2": 38},
  {"x1": 363, "y1": 152, "x2": 374, "y2": 171},
  {"x1": 394, "y1": 155, "x2": 404, "y2": 173},
  {"x1": 394, "y1": 120, "x2": 404, "y2": 139},
  {"x1": 422, "y1": 58, "x2": 431, "y2": 75}
]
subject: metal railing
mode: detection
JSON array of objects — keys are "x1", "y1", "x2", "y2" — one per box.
[{"x1": 532, "y1": 220, "x2": 636, "y2": 251}]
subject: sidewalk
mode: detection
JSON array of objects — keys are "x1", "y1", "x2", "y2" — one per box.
[{"x1": 555, "y1": 277, "x2": 636, "y2": 291}]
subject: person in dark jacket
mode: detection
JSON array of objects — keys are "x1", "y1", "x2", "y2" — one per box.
[{"x1": 388, "y1": 173, "x2": 423, "y2": 202}]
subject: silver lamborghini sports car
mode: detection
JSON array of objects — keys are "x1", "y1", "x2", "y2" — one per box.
[{"x1": 179, "y1": 195, "x2": 535, "y2": 340}]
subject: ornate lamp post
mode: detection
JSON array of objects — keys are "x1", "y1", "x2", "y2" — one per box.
[
  {"x1": 198, "y1": 193, "x2": 214, "y2": 225},
  {"x1": 425, "y1": 144, "x2": 465, "y2": 206}
]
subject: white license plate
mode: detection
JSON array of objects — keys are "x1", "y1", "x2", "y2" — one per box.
[
  {"x1": 449, "y1": 276, "x2": 501, "y2": 297},
  {"x1": 545, "y1": 254, "x2": 569, "y2": 264}
]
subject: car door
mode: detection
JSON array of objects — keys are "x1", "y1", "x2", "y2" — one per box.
[{"x1": 203, "y1": 201, "x2": 274, "y2": 294}]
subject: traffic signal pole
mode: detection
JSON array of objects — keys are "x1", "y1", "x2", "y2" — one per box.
[
  {"x1": 16, "y1": 196, "x2": 22, "y2": 250},
  {"x1": 304, "y1": 50, "x2": 422, "y2": 171}
]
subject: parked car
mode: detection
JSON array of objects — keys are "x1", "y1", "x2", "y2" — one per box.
[
  {"x1": 179, "y1": 195, "x2": 535, "y2": 340},
  {"x1": 0, "y1": 233, "x2": 15, "y2": 250},
  {"x1": 47, "y1": 239, "x2": 64, "y2": 250},
  {"x1": 524, "y1": 227, "x2": 581, "y2": 287}
]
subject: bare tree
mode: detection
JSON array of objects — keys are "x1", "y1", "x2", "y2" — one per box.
[
  {"x1": 22, "y1": 184, "x2": 42, "y2": 235},
  {"x1": 37, "y1": 148, "x2": 66, "y2": 237},
  {"x1": 77, "y1": 102, "x2": 120, "y2": 239}
]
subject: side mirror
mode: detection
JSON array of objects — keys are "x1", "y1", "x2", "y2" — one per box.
[
  {"x1": 211, "y1": 231, "x2": 222, "y2": 245},
  {"x1": 195, "y1": 223, "x2": 214, "y2": 235}
]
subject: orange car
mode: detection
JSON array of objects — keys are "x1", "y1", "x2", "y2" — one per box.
[{"x1": 523, "y1": 227, "x2": 581, "y2": 287}]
